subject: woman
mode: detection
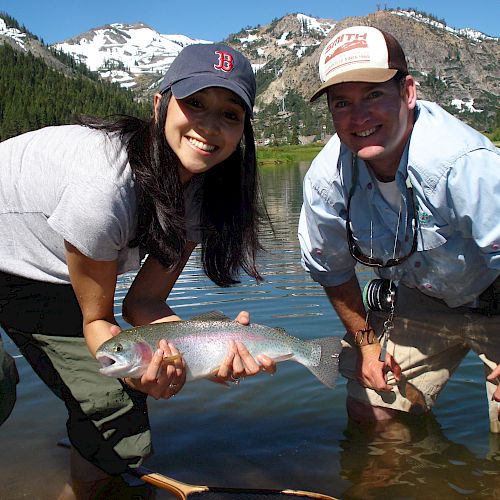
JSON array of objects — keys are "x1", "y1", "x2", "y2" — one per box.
[{"x1": 0, "y1": 43, "x2": 275, "y2": 498}]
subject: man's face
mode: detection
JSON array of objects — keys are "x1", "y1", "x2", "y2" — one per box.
[{"x1": 327, "y1": 76, "x2": 416, "y2": 177}]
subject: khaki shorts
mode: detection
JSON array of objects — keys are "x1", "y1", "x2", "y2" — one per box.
[{"x1": 340, "y1": 284, "x2": 500, "y2": 425}]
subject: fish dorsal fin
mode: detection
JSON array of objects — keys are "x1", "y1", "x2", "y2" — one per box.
[{"x1": 190, "y1": 310, "x2": 232, "y2": 322}]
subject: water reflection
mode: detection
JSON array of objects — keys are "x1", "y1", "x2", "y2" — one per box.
[{"x1": 340, "y1": 415, "x2": 500, "y2": 499}]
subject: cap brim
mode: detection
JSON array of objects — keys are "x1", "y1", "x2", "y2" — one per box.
[
  {"x1": 171, "y1": 75, "x2": 253, "y2": 116},
  {"x1": 310, "y1": 68, "x2": 398, "y2": 102}
]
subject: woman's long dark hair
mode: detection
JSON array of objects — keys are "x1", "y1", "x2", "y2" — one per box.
[{"x1": 78, "y1": 90, "x2": 266, "y2": 286}]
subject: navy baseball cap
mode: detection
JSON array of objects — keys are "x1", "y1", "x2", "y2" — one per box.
[{"x1": 159, "y1": 43, "x2": 256, "y2": 115}]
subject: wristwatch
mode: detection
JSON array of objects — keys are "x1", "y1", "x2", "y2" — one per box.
[{"x1": 353, "y1": 327, "x2": 379, "y2": 347}]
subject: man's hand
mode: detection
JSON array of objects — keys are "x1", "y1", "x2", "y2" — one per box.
[
  {"x1": 357, "y1": 344, "x2": 401, "y2": 392},
  {"x1": 486, "y1": 362, "x2": 500, "y2": 403}
]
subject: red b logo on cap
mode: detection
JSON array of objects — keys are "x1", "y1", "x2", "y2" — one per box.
[{"x1": 214, "y1": 51, "x2": 234, "y2": 72}]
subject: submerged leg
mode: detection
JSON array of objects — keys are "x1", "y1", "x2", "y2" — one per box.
[
  {"x1": 57, "y1": 445, "x2": 155, "y2": 500},
  {"x1": 56, "y1": 446, "x2": 109, "y2": 500},
  {"x1": 346, "y1": 395, "x2": 400, "y2": 422}
]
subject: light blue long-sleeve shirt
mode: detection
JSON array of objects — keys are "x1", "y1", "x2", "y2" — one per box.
[{"x1": 298, "y1": 101, "x2": 500, "y2": 307}]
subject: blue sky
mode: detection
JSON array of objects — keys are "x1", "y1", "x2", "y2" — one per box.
[{"x1": 1, "y1": 0, "x2": 498, "y2": 43}]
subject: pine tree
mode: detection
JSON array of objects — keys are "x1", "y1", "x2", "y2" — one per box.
[{"x1": 0, "y1": 44, "x2": 150, "y2": 141}]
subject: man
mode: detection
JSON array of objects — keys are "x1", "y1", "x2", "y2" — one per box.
[{"x1": 298, "y1": 25, "x2": 500, "y2": 431}]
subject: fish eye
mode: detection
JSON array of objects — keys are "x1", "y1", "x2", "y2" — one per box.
[{"x1": 114, "y1": 343, "x2": 123, "y2": 353}]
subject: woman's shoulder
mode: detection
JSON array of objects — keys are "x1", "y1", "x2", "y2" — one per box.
[
  {"x1": 0, "y1": 125, "x2": 122, "y2": 165},
  {"x1": 1, "y1": 124, "x2": 97, "y2": 144},
  {"x1": 46, "y1": 125, "x2": 130, "y2": 181}
]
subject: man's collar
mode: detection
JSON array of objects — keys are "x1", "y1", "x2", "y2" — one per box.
[{"x1": 354, "y1": 141, "x2": 411, "y2": 191}]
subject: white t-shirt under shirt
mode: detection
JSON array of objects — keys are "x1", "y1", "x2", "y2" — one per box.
[
  {"x1": 374, "y1": 178, "x2": 401, "y2": 212},
  {"x1": 0, "y1": 125, "x2": 201, "y2": 284}
]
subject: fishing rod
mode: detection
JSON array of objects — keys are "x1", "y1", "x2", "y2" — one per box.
[{"x1": 57, "y1": 439, "x2": 337, "y2": 499}]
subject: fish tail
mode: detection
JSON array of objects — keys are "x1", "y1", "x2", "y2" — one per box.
[{"x1": 305, "y1": 337, "x2": 342, "y2": 389}]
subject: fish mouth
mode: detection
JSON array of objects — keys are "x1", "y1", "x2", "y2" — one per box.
[
  {"x1": 96, "y1": 353, "x2": 135, "y2": 377},
  {"x1": 96, "y1": 353, "x2": 116, "y2": 369}
]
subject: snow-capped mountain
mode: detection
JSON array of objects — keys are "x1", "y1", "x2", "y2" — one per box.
[
  {"x1": 47, "y1": 14, "x2": 335, "y2": 94},
  {"x1": 47, "y1": 10, "x2": 498, "y2": 115},
  {"x1": 1, "y1": 9, "x2": 498, "y2": 136},
  {"x1": 53, "y1": 22, "x2": 211, "y2": 90},
  {"x1": 50, "y1": 14, "x2": 335, "y2": 91},
  {"x1": 225, "y1": 10, "x2": 498, "y2": 121}
]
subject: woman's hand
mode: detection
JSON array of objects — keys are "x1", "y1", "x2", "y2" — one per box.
[
  {"x1": 215, "y1": 311, "x2": 277, "y2": 383},
  {"x1": 123, "y1": 339, "x2": 186, "y2": 400}
]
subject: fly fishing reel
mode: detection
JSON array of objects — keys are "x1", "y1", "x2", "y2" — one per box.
[{"x1": 363, "y1": 279, "x2": 398, "y2": 312}]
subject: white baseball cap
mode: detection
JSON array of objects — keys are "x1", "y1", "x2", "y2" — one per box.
[{"x1": 310, "y1": 26, "x2": 409, "y2": 102}]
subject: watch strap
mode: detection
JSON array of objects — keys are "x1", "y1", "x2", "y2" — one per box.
[{"x1": 353, "y1": 327, "x2": 379, "y2": 347}]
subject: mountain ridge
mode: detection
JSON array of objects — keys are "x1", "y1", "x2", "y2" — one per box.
[{"x1": 1, "y1": 9, "x2": 498, "y2": 141}]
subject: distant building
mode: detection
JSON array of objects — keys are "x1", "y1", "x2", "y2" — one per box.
[
  {"x1": 298, "y1": 135, "x2": 317, "y2": 145},
  {"x1": 255, "y1": 138, "x2": 271, "y2": 146}
]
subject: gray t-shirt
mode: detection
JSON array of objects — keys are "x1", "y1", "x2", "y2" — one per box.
[{"x1": 0, "y1": 125, "x2": 201, "y2": 284}]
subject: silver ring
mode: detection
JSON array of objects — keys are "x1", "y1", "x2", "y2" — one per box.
[
  {"x1": 230, "y1": 374, "x2": 241, "y2": 385},
  {"x1": 169, "y1": 383, "x2": 178, "y2": 389}
]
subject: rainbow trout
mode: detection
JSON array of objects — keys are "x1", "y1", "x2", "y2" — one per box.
[{"x1": 96, "y1": 311, "x2": 342, "y2": 388}]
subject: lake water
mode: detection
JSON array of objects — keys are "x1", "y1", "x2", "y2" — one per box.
[{"x1": 1, "y1": 161, "x2": 499, "y2": 499}]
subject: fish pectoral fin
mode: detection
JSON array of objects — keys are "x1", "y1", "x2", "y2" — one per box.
[
  {"x1": 272, "y1": 353, "x2": 294, "y2": 362},
  {"x1": 190, "y1": 310, "x2": 231, "y2": 322},
  {"x1": 206, "y1": 374, "x2": 231, "y2": 388}
]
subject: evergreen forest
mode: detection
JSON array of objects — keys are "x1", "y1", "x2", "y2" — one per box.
[{"x1": 0, "y1": 42, "x2": 151, "y2": 141}]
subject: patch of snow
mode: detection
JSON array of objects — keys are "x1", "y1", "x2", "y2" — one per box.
[
  {"x1": 276, "y1": 31, "x2": 290, "y2": 46},
  {"x1": 296, "y1": 46, "x2": 307, "y2": 58},
  {"x1": 451, "y1": 98, "x2": 483, "y2": 113},
  {"x1": 252, "y1": 63, "x2": 266, "y2": 72},
  {"x1": 296, "y1": 14, "x2": 335, "y2": 36},
  {"x1": 0, "y1": 18, "x2": 27, "y2": 50},
  {"x1": 238, "y1": 33, "x2": 259, "y2": 44},
  {"x1": 457, "y1": 27, "x2": 496, "y2": 41},
  {"x1": 296, "y1": 41, "x2": 320, "y2": 58},
  {"x1": 391, "y1": 10, "x2": 498, "y2": 42}
]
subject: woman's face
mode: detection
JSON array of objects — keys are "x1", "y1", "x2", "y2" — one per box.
[{"x1": 157, "y1": 87, "x2": 246, "y2": 183}]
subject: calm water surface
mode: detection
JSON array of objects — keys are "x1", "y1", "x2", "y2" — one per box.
[{"x1": 1, "y1": 162, "x2": 499, "y2": 499}]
